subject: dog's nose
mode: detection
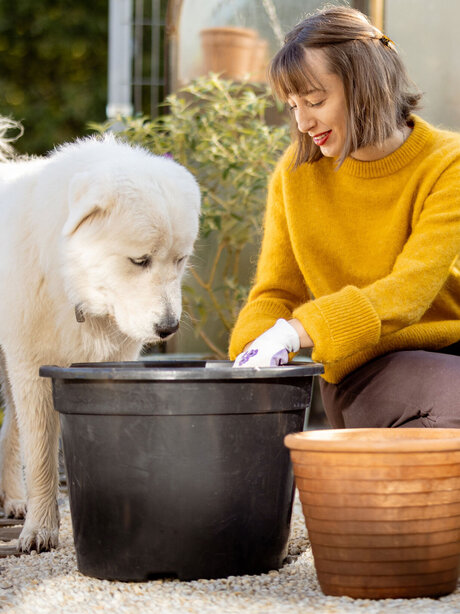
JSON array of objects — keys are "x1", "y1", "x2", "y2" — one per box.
[{"x1": 155, "y1": 321, "x2": 179, "y2": 339}]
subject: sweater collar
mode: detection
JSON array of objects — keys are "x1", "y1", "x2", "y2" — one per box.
[{"x1": 339, "y1": 115, "x2": 432, "y2": 179}]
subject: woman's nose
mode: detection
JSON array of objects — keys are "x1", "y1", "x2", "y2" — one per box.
[{"x1": 295, "y1": 107, "x2": 315, "y2": 134}]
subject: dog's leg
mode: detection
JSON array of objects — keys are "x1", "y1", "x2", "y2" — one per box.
[
  {"x1": 7, "y1": 357, "x2": 60, "y2": 552},
  {"x1": 0, "y1": 347, "x2": 27, "y2": 517}
]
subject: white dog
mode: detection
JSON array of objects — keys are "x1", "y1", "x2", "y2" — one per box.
[{"x1": 0, "y1": 119, "x2": 200, "y2": 552}]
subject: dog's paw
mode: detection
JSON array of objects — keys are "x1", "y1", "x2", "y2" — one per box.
[
  {"x1": 3, "y1": 497, "x2": 27, "y2": 519},
  {"x1": 18, "y1": 500, "x2": 60, "y2": 553},
  {"x1": 18, "y1": 523, "x2": 59, "y2": 553}
]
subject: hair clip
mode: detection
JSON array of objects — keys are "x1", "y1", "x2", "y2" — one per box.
[{"x1": 380, "y1": 34, "x2": 396, "y2": 50}]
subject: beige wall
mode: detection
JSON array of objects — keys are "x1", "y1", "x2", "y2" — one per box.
[{"x1": 385, "y1": 0, "x2": 460, "y2": 130}]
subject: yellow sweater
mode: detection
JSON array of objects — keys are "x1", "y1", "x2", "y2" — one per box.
[{"x1": 229, "y1": 116, "x2": 460, "y2": 383}]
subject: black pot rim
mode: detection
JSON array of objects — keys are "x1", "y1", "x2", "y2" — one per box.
[{"x1": 39, "y1": 359, "x2": 324, "y2": 381}]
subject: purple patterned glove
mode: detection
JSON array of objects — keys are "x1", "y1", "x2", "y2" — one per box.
[{"x1": 233, "y1": 319, "x2": 301, "y2": 368}]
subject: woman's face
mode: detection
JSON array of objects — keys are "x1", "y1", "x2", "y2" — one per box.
[{"x1": 287, "y1": 48, "x2": 348, "y2": 159}]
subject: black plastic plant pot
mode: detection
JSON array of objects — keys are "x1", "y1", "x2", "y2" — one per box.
[{"x1": 39, "y1": 359, "x2": 324, "y2": 582}]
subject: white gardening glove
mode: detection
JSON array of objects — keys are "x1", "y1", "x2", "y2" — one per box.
[{"x1": 233, "y1": 319, "x2": 300, "y2": 368}]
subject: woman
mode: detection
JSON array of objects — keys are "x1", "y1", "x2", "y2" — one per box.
[{"x1": 230, "y1": 6, "x2": 460, "y2": 429}]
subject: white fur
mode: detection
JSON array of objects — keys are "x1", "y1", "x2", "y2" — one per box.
[{"x1": 0, "y1": 132, "x2": 200, "y2": 552}]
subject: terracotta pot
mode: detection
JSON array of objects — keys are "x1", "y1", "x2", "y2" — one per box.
[
  {"x1": 200, "y1": 27, "x2": 259, "y2": 81},
  {"x1": 284, "y1": 428, "x2": 460, "y2": 599},
  {"x1": 251, "y1": 38, "x2": 269, "y2": 82}
]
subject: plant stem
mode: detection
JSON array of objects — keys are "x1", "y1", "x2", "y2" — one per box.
[
  {"x1": 233, "y1": 248, "x2": 241, "y2": 280},
  {"x1": 186, "y1": 304, "x2": 227, "y2": 359},
  {"x1": 206, "y1": 189, "x2": 227, "y2": 209},
  {"x1": 208, "y1": 241, "x2": 225, "y2": 288},
  {"x1": 198, "y1": 329, "x2": 226, "y2": 359},
  {"x1": 190, "y1": 267, "x2": 232, "y2": 331}
]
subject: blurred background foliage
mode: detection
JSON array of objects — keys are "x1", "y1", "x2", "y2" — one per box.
[{"x1": 0, "y1": 0, "x2": 108, "y2": 155}]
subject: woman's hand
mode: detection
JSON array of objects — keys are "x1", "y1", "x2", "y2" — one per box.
[{"x1": 233, "y1": 318, "x2": 313, "y2": 368}]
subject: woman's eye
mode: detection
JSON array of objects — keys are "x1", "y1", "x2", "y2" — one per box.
[
  {"x1": 129, "y1": 255, "x2": 151, "y2": 268},
  {"x1": 288, "y1": 100, "x2": 323, "y2": 111},
  {"x1": 308, "y1": 100, "x2": 324, "y2": 108}
]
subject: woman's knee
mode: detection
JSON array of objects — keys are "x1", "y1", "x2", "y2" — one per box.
[{"x1": 319, "y1": 350, "x2": 460, "y2": 429}]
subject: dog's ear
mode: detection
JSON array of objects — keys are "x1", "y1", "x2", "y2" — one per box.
[{"x1": 62, "y1": 172, "x2": 108, "y2": 236}]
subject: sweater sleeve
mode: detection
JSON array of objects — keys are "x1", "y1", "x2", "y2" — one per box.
[
  {"x1": 293, "y1": 159, "x2": 460, "y2": 364},
  {"x1": 228, "y1": 154, "x2": 309, "y2": 359}
]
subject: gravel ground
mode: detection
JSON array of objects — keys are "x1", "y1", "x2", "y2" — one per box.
[{"x1": 0, "y1": 494, "x2": 459, "y2": 614}]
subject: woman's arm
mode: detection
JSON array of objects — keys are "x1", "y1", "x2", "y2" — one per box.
[{"x1": 288, "y1": 318, "x2": 314, "y2": 347}]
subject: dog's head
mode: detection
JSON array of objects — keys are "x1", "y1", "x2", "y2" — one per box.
[{"x1": 61, "y1": 139, "x2": 200, "y2": 345}]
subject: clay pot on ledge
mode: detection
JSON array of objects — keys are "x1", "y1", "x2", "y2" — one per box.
[
  {"x1": 200, "y1": 27, "x2": 268, "y2": 82},
  {"x1": 285, "y1": 428, "x2": 460, "y2": 600}
]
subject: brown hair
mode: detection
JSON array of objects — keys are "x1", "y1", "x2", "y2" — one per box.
[{"x1": 269, "y1": 6, "x2": 422, "y2": 167}]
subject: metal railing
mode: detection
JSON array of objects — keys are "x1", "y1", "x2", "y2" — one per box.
[{"x1": 107, "y1": 0, "x2": 166, "y2": 119}]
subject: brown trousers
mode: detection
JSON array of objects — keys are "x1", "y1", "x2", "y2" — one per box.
[{"x1": 319, "y1": 343, "x2": 460, "y2": 429}]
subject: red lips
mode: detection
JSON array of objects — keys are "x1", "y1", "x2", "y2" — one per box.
[{"x1": 312, "y1": 130, "x2": 332, "y2": 146}]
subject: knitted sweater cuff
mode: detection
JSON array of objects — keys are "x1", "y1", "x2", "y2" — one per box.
[
  {"x1": 228, "y1": 299, "x2": 293, "y2": 360},
  {"x1": 293, "y1": 285, "x2": 381, "y2": 363}
]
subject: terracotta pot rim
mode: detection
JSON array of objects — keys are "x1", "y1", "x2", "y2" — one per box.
[
  {"x1": 200, "y1": 27, "x2": 259, "y2": 39},
  {"x1": 285, "y1": 428, "x2": 460, "y2": 453}
]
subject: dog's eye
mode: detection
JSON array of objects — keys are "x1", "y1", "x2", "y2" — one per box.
[
  {"x1": 129, "y1": 255, "x2": 151, "y2": 268},
  {"x1": 176, "y1": 256, "x2": 187, "y2": 266}
]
